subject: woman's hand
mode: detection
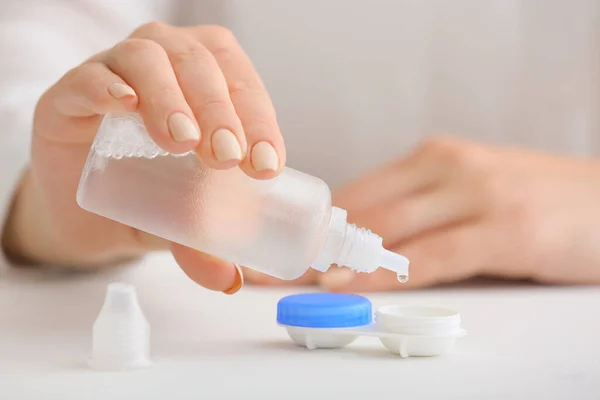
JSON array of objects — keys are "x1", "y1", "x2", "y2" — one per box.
[
  {"x1": 2, "y1": 22, "x2": 285, "y2": 294},
  {"x1": 247, "y1": 136, "x2": 600, "y2": 291}
]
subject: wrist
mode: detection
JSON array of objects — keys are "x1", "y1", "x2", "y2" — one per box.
[
  {"x1": 1, "y1": 169, "x2": 73, "y2": 267},
  {"x1": 2, "y1": 169, "x2": 49, "y2": 265}
]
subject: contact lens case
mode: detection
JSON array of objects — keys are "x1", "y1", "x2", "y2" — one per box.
[{"x1": 277, "y1": 293, "x2": 466, "y2": 358}]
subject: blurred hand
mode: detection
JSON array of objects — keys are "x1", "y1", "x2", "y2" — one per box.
[
  {"x1": 2, "y1": 22, "x2": 285, "y2": 295},
  {"x1": 246, "y1": 136, "x2": 600, "y2": 291}
]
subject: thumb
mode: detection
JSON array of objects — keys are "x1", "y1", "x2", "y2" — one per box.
[{"x1": 171, "y1": 243, "x2": 244, "y2": 294}]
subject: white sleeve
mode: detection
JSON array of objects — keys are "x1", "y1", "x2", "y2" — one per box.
[{"x1": 0, "y1": 0, "x2": 175, "y2": 272}]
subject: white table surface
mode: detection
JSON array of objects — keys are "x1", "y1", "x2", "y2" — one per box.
[{"x1": 1, "y1": 252, "x2": 599, "y2": 400}]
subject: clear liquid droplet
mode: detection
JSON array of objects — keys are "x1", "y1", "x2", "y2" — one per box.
[{"x1": 397, "y1": 274, "x2": 409, "y2": 283}]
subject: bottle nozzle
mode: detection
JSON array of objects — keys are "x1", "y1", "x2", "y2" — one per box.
[
  {"x1": 380, "y1": 249, "x2": 410, "y2": 282},
  {"x1": 312, "y1": 206, "x2": 410, "y2": 283}
]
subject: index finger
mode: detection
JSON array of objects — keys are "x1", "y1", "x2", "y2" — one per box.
[{"x1": 197, "y1": 26, "x2": 285, "y2": 179}]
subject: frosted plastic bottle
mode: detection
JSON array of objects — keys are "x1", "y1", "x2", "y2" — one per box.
[{"x1": 76, "y1": 113, "x2": 409, "y2": 281}]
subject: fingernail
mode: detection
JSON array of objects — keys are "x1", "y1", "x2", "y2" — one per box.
[
  {"x1": 168, "y1": 112, "x2": 200, "y2": 142},
  {"x1": 318, "y1": 268, "x2": 355, "y2": 290},
  {"x1": 212, "y1": 129, "x2": 243, "y2": 162},
  {"x1": 223, "y1": 264, "x2": 244, "y2": 295},
  {"x1": 108, "y1": 83, "x2": 136, "y2": 99},
  {"x1": 251, "y1": 141, "x2": 279, "y2": 172}
]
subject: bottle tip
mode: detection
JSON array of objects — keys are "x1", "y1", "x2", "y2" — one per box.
[{"x1": 381, "y1": 250, "x2": 410, "y2": 278}]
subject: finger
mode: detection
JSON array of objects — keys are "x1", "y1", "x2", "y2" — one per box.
[
  {"x1": 104, "y1": 39, "x2": 201, "y2": 155},
  {"x1": 242, "y1": 266, "x2": 320, "y2": 286},
  {"x1": 355, "y1": 181, "x2": 485, "y2": 247},
  {"x1": 318, "y1": 223, "x2": 486, "y2": 292},
  {"x1": 333, "y1": 146, "x2": 445, "y2": 214},
  {"x1": 37, "y1": 62, "x2": 138, "y2": 144},
  {"x1": 53, "y1": 62, "x2": 138, "y2": 118},
  {"x1": 135, "y1": 25, "x2": 248, "y2": 169},
  {"x1": 171, "y1": 243, "x2": 243, "y2": 294},
  {"x1": 197, "y1": 26, "x2": 285, "y2": 178}
]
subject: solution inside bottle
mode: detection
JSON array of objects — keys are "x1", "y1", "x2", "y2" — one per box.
[{"x1": 76, "y1": 113, "x2": 409, "y2": 281}]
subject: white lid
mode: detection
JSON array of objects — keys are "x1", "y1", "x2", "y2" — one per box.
[
  {"x1": 375, "y1": 305, "x2": 463, "y2": 336},
  {"x1": 89, "y1": 283, "x2": 151, "y2": 371}
]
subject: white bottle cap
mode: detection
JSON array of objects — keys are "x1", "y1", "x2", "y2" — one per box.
[{"x1": 89, "y1": 283, "x2": 151, "y2": 371}]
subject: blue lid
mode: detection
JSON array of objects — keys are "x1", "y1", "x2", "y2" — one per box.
[{"x1": 277, "y1": 293, "x2": 372, "y2": 328}]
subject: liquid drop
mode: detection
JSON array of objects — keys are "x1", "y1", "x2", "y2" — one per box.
[{"x1": 397, "y1": 274, "x2": 409, "y2": 283}]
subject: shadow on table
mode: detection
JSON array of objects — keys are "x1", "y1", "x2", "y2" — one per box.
[
  {"x1": 156, "y1": 339, "x2": 429, "y2": 361},
  {"x1": 254, "y1": 340, "x2": 401, "y2": 359}
]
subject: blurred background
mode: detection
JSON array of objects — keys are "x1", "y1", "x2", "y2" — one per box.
[{"x1": 1, "y1": 0, "x2": 598, "y2": 190}]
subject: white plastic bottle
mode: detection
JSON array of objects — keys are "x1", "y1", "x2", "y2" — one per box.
[{"x1": 76, "y1": 113, "x2": 409, "y2": 281}]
